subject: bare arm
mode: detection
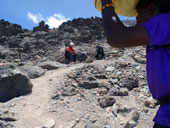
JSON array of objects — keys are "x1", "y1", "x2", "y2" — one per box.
[{"x1": 101, "y1": 0, "x2": 150, "y2": 48}]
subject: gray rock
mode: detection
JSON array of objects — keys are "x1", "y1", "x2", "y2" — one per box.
[
  {"x1": 131, "y1": 55, "x2": 146, "y2": 64},
  {"x1": 33, "y1": 21, "x2": 49, "y2": 32},
  {"x1": 0, "y1": 121, "x2": 5, "y2": 128},
  {"x1": 124, "y1": 120, "x2": 137, "y2": 128},
  {"x1": 117, "y1": 107, "x2": 132, "y2": 114},
  {"x1": 109, "y1": 78, "x2": 119, "y2": 85},
  {"x1": 95, "y1": 74, "x2": 107, "y2": 79},
  {"x1": 119, "y1": 88, "x2": 129, "y2": 96},
  {"x1": 61, "y1": 87, "x2": 79, "y2": 96},
  {"x1": 105, "y1": 66, "x2": 115, "y2": 72},
  {"x1": 109, "y1": 87, "x2": 120, "y2": 96},
  {"x1": 144, "y1": 99, "x2": 156, "y2": 109},
  {"x1": 0, "y1": 65, "x2": 33, "y2": 102},
  {"x1": 78, "y1": 81, "x2": 99, "y2": 89},
  {"x1": 0, "y1": 19, "x2": 24, "y2": 37},
  {"x1": 120, "y1": 77, "x2": 138, "y2": 91},
  {"x1": 19, "y1": 65, "x2": 45, "y2": 79},
  {"x1": 109, "y1": 87, "x2": 128, "y2": 96},
  {"x1": 85, "y1": 122, "x2": 99, "y2": 128},
  {"x1": 98, "y1": 96, "x2": 116, "y2": 108},
  {"x1": 112, "y1": 105, "x2": 118, "y2": 117},
  {"x1": 0, "y1": 116, "x2": 17, "y2": 122},
  {"x1": 51, "y1": 92, "x2": 60, "y2": 100},
  {"x1": 132, "y1": 111, "x2": 140, "y2": 122},
  {"x1": 77, "y1": 52, "x2": 88, "y2": 62},
  {"x1": 36, "y1": 61, "x2": 63, "y2": 70},
  {"x1": 0, "y1": 49, "x2": 15, "y2": 59},
  {"x1": 43, "y1": 119, "x2": 55, "y2": 128}
]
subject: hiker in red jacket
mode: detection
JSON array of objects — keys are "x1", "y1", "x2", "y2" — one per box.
[{"x1": 65, "y1": 42, "x2": 77, "y2": 63}]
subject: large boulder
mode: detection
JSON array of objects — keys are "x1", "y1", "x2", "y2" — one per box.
[
  {"x1": 36, "y1": 61, "x2": 64, "y2": 70},
  {"x1": 19, "y1": 65, "x2": 45, "y2": 79},
  {"x1": 0, "y1": 65, "x2": 33, "y2": 102}
]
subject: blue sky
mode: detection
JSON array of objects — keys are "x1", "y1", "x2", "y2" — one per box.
[{"x1": 0, "y1": 0, "x2": 135, "y2": 30}]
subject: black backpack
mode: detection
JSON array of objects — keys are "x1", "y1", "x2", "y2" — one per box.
[{"x1": 95, "y1": 46, "x2": 105, "y2": 60}]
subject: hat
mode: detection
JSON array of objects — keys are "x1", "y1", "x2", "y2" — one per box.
[
  {"x1": 94, "y1": 0, "x2": 140, "y2": 17},
  {"x1": 70, "y1": 42, "x2": 74, "y2": 46}
]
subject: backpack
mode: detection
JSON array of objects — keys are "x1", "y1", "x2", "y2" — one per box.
[{"x1": 95, "y1": 46, "x2": 105, "y2": 60}]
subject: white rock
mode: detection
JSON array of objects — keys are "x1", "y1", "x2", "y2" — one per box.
[
  {"x1": 135, "y1": 66, "x2": 141, "y2": 70},
  {"x1": 43, "y1": 119, "x2": 55, "y2": 128},
  {"x1": 116, "y1": 71, "x2": 122, "y2": 75},
  {"x1": 124, "y1": 120, "x2": 137, "y2": 128}
]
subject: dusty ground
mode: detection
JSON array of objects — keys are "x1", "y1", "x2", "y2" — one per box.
[{"x1": 0, "y1": 59, "x2": 158, "y2": 128}]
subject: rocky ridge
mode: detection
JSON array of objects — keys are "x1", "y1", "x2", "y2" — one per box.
[{"x1": 0, "y1": 17, "x2": 136, "y2": 64}]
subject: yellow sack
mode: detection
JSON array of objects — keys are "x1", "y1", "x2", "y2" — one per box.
[{"x1": 94, "y1": 0, "x2": 140, "y2": 17}]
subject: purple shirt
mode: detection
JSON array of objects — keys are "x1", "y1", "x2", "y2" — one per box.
[{"x1": 142, "y1": 14, "x2": 170, "y2": 126}]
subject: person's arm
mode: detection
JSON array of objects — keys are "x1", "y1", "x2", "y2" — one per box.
[{"x1": 101, "y1": 0, "x2": 149, "y2": 48}]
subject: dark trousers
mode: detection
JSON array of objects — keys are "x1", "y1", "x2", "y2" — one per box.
[
  {"x1": 154, "y1": 96, "x2": 170, "y2": 128},
  {"x1": 95, "y1": 53, "x2": 105, "y2": 60},
  {"x1": 153, "y1": 123, "x2": 170, "y2": 128},
  {"x1": 65, "y1": 52, "x2": 77, "y2": 63}
]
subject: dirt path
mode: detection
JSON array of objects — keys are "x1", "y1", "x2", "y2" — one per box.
[
  {"x1": 13, "y1": 63, "x2": 84, "y2": 128},
  {"x1": 6, "y1": 58, "x2": 150, "y2": 128},
  {"x1": 1, "y1": 59, "x2": 156, "y2": 128},
  {"x1": 12, "y1": 60, "x2": 116, "y2": 128}
]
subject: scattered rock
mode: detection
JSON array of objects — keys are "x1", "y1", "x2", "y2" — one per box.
[
  {"x1": 43, "y1": 119, "x2": 55, "y2": 128},
  {"x1": 51, "y1": 92, "x2": 60, "y2": 100},
  {"x1": 117, "y1": 106, "x2": 132, "y2": 114},
  {"x1": 131, "y1": 55, "x2": 146, "y2": 64},
  {"x1": 61, "y1": 87, "x2": 79, "y2": 96},
  {"x1": 98, "y1": 96, "x2": 116, "y2": 108},
  {"x1": 0, "y1": 116, "x2": 17, "y2": 122},
  {"x1": 119, "y1": 88, "x2": 129, "y2": 96},
  {"x1": 97, "y1": 88, "x2": 108, "y2": 96},
  {"x1": 78, "y1": 81, "x2": 99, "y2": 89},
  {"x1": 66, "y1": 119, "x2": 80, "y2": 128},
  {"x1": 112, "y1": 104, "x2": 118, "y2": 117},
  {"x1": 132, "y1": 111, "x2": 140, "y2": 122},
  {"x1": 109, "y1": 87, "x2": 128, "y2": 96},
  {"x1": 124, "y1": 120, "x2": 137, "y2": 128},
  {"x1": 105, "y1": 66, "x2": 115, "y2": 72},
  {"x1": 144, "y1": 100, "x2": 156, "y2": 109},
  {"x1": 120, "y1": 77, "x2": 138, "y2": 91}
]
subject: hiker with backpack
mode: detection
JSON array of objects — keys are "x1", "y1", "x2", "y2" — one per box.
[
  {"x1": 95, "y1": 45, "x2": 105, "y2": 60},
  {"x1": 65, "y1": 42, "x2": 77, "y2": 63},
  {"x1": 98, "y1": 0, "x2": 170, "y2": 127}
]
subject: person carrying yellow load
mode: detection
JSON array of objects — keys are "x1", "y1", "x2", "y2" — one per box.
[{"x1": 94, "y1": 0, "x2": 170, "y2": 127}]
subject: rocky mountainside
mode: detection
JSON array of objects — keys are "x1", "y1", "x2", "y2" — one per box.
[
  {"x1": 0, "y1": 17, "x2": 136, "y2": 64},
  {"x1": 0, "y1": 18, "x2": 159, "y2": 128}
]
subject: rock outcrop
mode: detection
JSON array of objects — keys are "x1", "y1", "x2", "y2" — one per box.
[
  {"x1": 0, "y1": 17, "x2": 136, "y2": 65},
  {"x1": 33, "y1": 20, "x2": 49, "y2": 32},
  {"x1": 0, "y1": 19, "x2": 25, "y2": 37},
  {"x1": 0, "y1": 65, "x2": 33, "y2": 102}
]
